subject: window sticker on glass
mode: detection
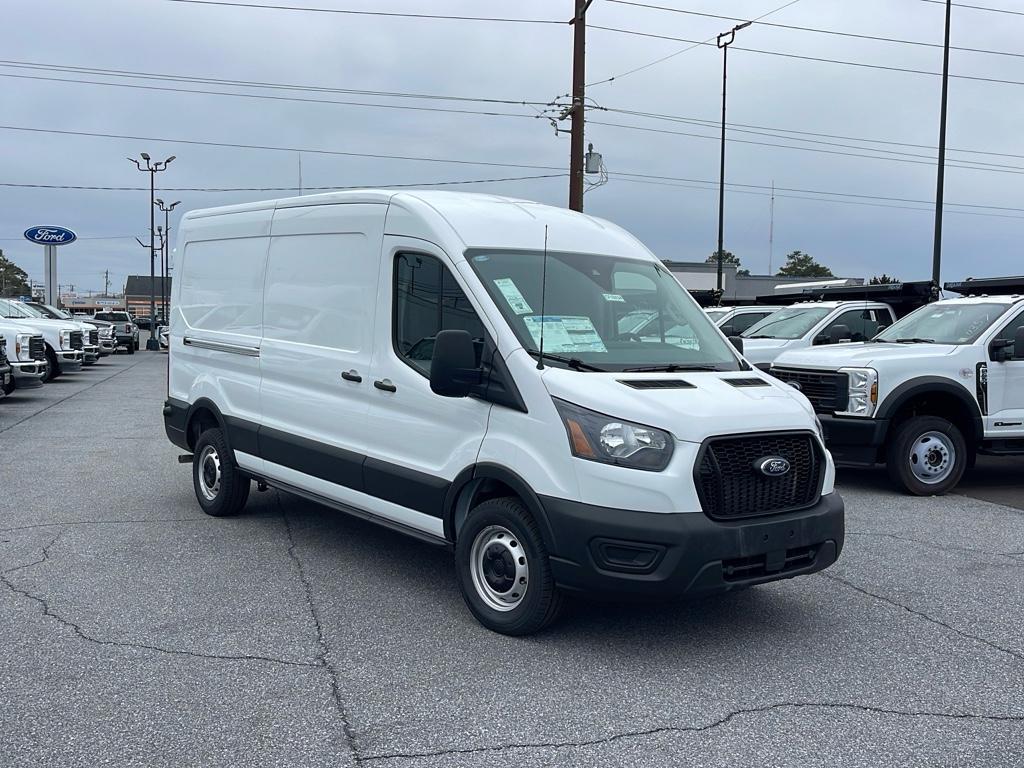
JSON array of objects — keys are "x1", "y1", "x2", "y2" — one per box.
[
  {"x1": 602, "y1": 293, "x2": 626, "y2": 303},
  {"x1": 523, "y1": 315, "x2": 607, "y2": 353},
  {"x1": 494, "y1": 277, "x2": 532, "y2": 315}
]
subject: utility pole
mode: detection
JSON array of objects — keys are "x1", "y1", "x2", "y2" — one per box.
[
  {"x1": 715, "y1": 20, "x2": 752, "y2": 292},
  {"x1": 129, "y1": 153, "x2": 175, "y2": 349},
  {"x1": 104, "y1": 270, "x2": 110, "y2": 296},
  {"x1": 769, "y1": 180, "x2": 775, "y2": 275},
  {"x1": 568, "y1": 0, "x2": 593, "y2": 212},
  {"x1": 931, "y1": 0, "x2": 952, "y2": 289}
]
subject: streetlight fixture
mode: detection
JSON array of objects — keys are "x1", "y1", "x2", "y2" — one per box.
[
  {"x1": 155, "y1": 198, "x2": 180, "y2": 324},
  {"x1": 715, "y1": 20, "x2": 752, "y2": 294},
  {"x1": 128, "y1": 154, "x2": 174, "y2": 349}
]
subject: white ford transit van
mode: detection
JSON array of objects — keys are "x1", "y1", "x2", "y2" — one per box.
[{"x1": 164, "y1": 191, "x2": 844, "y2": 635}]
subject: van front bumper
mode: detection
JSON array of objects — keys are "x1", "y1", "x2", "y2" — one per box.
[{"x1": 539, "y1": 492, "x2": 844, "y2": 599}]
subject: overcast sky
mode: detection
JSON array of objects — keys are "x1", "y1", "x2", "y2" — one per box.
[{"x1": 2, "y1": 0, "x2": 1022, "y2": 294}]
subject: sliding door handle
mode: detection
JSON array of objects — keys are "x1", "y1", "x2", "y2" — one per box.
[
  {"x1": 341, "y1": 370, "x2": 362, "y2": 383},
  {"x1": 373, "y1": 378, "x2": 397, "y2": 392}
]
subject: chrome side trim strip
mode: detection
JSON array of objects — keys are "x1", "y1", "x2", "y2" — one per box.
[{"x1": 183, "y1": 337, "x2": 260, "y2": 357}]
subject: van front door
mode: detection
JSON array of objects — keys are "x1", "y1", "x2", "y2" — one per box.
[
  {"x1": 361, "y1": 240, "x2": 494, "y2": 538},
  {"x1": 986, "y1": 308, "x2": 1024, "y2": 439}
]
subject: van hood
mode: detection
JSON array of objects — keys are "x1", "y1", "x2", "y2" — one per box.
[
  {"x1": 541, "y1": 367, "x2": 817, "y2": 444},
  {"x1": 774, "y1": 342, "x2": 960, "y2": 370},
  {"x1": 740, "y1": 337, "x2": 797, "y2": 365}
]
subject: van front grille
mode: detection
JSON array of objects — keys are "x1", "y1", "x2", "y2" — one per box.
[{"x1": 695, "y1": 432, "x2": 823, "y2": 520}]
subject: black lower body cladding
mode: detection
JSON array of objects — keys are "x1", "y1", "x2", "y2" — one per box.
[
  {"x1": 819, "y1": 414, "x2": 889, "y2": 465},
  {"x1": 540, "y1": 493, "x2": 844, "y2": 598}
]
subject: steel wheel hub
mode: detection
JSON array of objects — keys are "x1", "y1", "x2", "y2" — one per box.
[
  {"x1": 909, "y1": 431, "x2": 955, "y2": 484},
  {"x1": 198, "y1": 445, "x2": 222, "y2": 501},
  {"x1": 469, "y1": 525, "x2": 529, "y2": 612}
]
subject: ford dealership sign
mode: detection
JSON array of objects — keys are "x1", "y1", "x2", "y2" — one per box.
[{"x1": 24, "y1": 226, "x2": 77, "y2": 245}]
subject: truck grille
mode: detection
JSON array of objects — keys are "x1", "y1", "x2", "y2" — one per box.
[
  {"x1": 69, "y1": 331, "x2": 83, "y2": 350},
  {"x1": 0, "y1": 338, "x2": 7, "y2": 365},
  {"x1": 695, "y1": 432, "x2": 823, "y2": 520},
  {"x1": 771, "y1": 368, "x2": 849, "y2": 413},
  {"x1": 88, "y1": 329, "x2": 99, "y2": 345},
  {"x1": 29, "y1": 336, "x2": 45, "y2": 360}
]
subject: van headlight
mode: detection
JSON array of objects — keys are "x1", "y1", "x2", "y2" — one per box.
[
  {"x1": 553, "y1": 399, "x2": 674, "y2": 471},
  {"x1": 838, "y1": 367, "x2": 878, "y2": 417}
]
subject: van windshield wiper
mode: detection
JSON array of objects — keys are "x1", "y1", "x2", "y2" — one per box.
[
  {"x1": 622, "y1": 363, "x2": 720, "y2": 372},
  {"x1": 893, "y1": 337, "x2": 936, "y2": 344},
  {"x1": 525, "y1": 349, "x2": 607, "y2": 372}
]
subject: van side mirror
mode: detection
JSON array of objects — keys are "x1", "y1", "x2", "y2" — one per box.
[
  {"x1": 430, "y1": 330, "x2": 482, "y2": 397},
  {"x1": 829, "y1": 324, "x2": 852, "y2": 344},
  {"x1": 728, "y1": 335, "x2": 743, "y2": 355}
]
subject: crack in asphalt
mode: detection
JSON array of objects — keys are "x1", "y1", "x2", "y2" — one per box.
[
  {"x1": 279, "y1": 492, "x2": 362, "y2": 764},
  {"x1": 0, "y1": 356, "x2": 152, "y2": 435},
  {"x1": 0, "y1": 518, "x2": 213, "y2": 534},
  {"x1": 0, "y1": 527, "x2": 320, "y2": 670},
  {"x1": 847, "y1": 530, "x2": 1024, "y2": 561},
  {"x1": 823, "y1": 573, "x2": 1024, "y2": 662},
  {"x1": 359, "y1": 701, "x2": 1024, "y2": 762}
]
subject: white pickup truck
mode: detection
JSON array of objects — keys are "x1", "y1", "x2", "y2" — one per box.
[
  {"x1": 0, "y1": 319, "x2": 47, "y2": 394},
  {"x1": 771, "y1": 276, "x2": 1024, "y2": 495},
  {"x1": 0, "y1": 298, "x2": 84, "y2": 381}
]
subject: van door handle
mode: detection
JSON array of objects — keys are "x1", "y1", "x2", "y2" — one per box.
[
  {"x1": 341, "y1": 370, "x2": 362, "y2": 383},
  {"x1": 373, "y1": 378, "x2": 397, "y2": 392}
]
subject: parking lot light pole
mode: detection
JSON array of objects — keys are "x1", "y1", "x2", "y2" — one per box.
[
  {"x1": 715, "y1": 20, "x2": 751, "y2": 293},
  {"x1": 128, "y1": 154, "x2": 175, "y2": 349},
  {"x1": 155, "y1": 199, "x2": 180, "y2": 325}
]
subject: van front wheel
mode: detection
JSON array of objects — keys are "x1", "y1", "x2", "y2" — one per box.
[
  {"x1": 192, "y1": 428, "x2": 250, "y2": 517},
  {"x1": 455, "y1": 497, "x2": 563, "y2": 636}
]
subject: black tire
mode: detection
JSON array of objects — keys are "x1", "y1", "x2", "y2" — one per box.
[
  {"x1": 192, "y1": 428, "x2": 250, "y2": 517},
  {"x1": 2, "y1": 379, "x2": 14, "y2": 396},
  {"x1": 455, "y1": 496, "x2": 563, "y2": 636},
  {"x1": 885, "y1": 415, "x2": 967, "y2": 496},
  {"x1": 126, "y1": 341, "x2": 135, "y2": 355},
  {"x1": 44, "y1": 348, "x2": 60, "y2": 381},
  {"x1": 134, "y1": 340, "x2": 140, "y2": 351}
]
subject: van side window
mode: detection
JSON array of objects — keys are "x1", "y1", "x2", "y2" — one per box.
[{"x1": 394, "y1": 253, "x2": 485, "y2": 375}]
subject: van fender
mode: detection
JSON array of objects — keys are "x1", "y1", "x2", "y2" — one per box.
[
  {"x1": 444, "y1": 463, "x2": 557, "y2": 550},
  {"x1": 876, "y1": 376, "x2": 984, "y2": 442}
]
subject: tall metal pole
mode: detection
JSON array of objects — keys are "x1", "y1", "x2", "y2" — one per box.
[
  {"x1": 931, "y1": 0, "x2": 952, "y2": 288},
  {"x1": 716, "y1": 43, "x2": 728, "y2": 292},
  {"x1": 148, "y1": 167, "x2": 158, "y2": 348},
  {"x1": 715, "y1": 22, "x2": 750, "y2": 293},
  {"x1": 569, "y1": 0, "x2": 590, "y2": 212}
]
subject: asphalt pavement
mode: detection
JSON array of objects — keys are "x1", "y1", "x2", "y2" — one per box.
[{"x1": 2, "y1": 352, "x2": 1022, "y2": 767}]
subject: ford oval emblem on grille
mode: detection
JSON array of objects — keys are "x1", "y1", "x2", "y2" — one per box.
[{"x1": 757, "y1": 456, "x2": 791, "y2": 477}]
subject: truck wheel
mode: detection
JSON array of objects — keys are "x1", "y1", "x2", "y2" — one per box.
[
  {"x1": 192, "y1": 428, "x2": 250, "y2": 517},
  {"x1": 886, "y1": 416, "x2": 967, "y2": 496},
  {"x1": 134, "y1": 340, "x2": 140, "y2": 351},
  {"x1": 455, "y1": 497, "x2": 563, "y2": 636},
  {"x1": 2, "y1": 380, "x2": 14, "y2": 395},
  {"x1": 126, "y1": 341, "x2": 135, "y2": 355},
  {"x1": 44, "y1": 349, "x2": 60, "y2": 381}
]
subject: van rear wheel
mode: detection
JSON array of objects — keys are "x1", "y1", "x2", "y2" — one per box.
[
  {"x1": 192, "y1": 428, "x2": 250, "y2": 517},
  {"x1": 455, "y1": 497, "x2": 563, "y2": 636},
  {"x1": 886, "y1": 415, "x2": 967, "y2": 496}
]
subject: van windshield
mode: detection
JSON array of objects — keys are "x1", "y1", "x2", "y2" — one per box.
[
  {"x1": 872, "y1": 302, "x2": 1006, "y2": 344},
  {"x1": 742, "y1": 306, "x2": 832, "y2": 340},
  {"x1": 466, "y1": 250, "x2": 741, "y2": 372}
]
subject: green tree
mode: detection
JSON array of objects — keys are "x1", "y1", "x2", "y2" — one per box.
[
  {"x1": 707, "y1": 250, "x2": 750, "y2": 276},
  {"x1": 776, "y1": 250, "x2": 834, "y2": 278},
  {"x1": 0, "y1": 249, "x2": 31, "y2": 298},
  {"x1": 869, "y1": 274, "x2": 897, "y2": 285}
]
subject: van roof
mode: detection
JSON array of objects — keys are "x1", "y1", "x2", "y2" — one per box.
[{"x1": 181, "y1": 190, "x2": 650, "y2": 258}]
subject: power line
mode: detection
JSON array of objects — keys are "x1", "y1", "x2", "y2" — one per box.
[
  {"x1": 919, "y1": 0, "x2": 1024, "y2": 17},
  {"x1": 587, "y1": 0, "x2": 802, "y2": 86},
  {"x1": 1, "y1": 122, "x2": 1020, "y2": 217},
  {"x1": 589, "y1": 24, "x2": 1024, "y2": 88},
  {"x1": 605, "y1": 0, "x2": 1024, "y2": 59},
  {"x1": 0, "y1": 174, "x2": 566, "y2": 192},
  {"x1": 162, "y1": 0, "x2": 566, "y2": 24}
]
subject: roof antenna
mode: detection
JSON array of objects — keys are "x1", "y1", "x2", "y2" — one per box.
[{"x1": 536, "y1": 225, "x2": 549, "y2": 370}]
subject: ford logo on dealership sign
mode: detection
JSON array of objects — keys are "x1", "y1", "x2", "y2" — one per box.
[
  {"x1": 24, "y1": 226, "x2": 77, "y2": 245},
  {"x1": 757, "y1": 456, "x2": 791, "y2": 477}
]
